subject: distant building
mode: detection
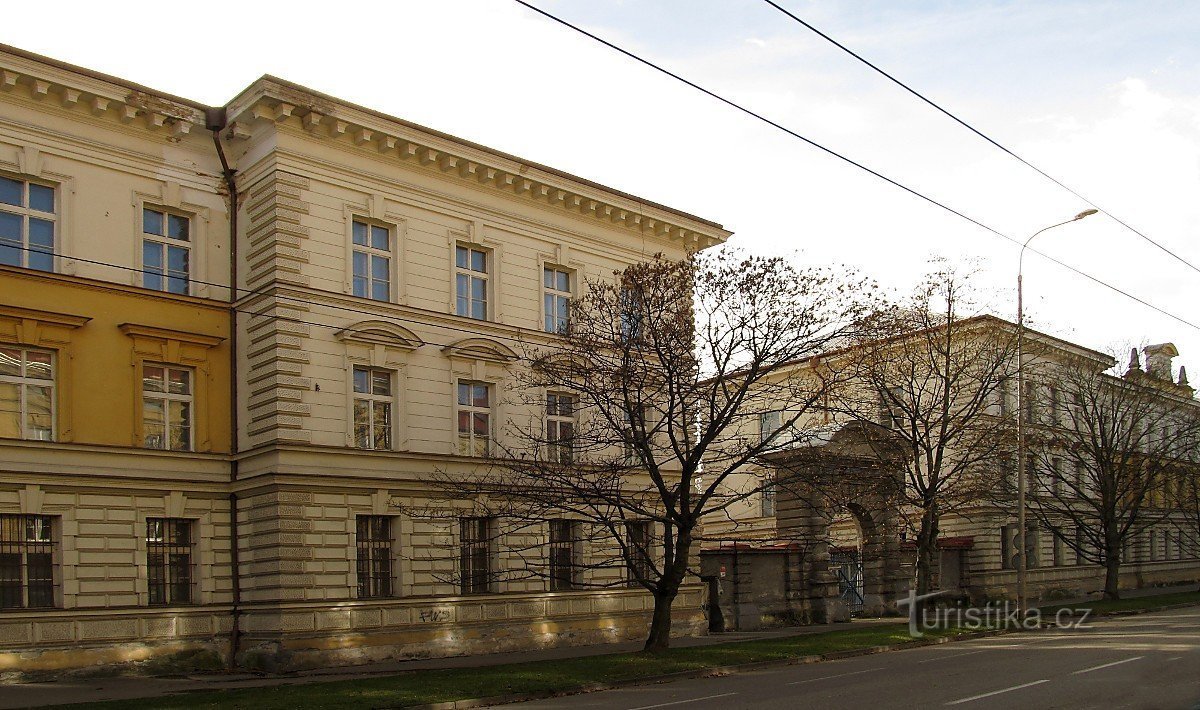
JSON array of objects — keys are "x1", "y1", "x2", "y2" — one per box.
[
  {"x1": 705, "y1": 317, "x2": 1200, "y2": 628},
  {"x1": 0, "y1": 44, "x2": 729, "y2": 672}
]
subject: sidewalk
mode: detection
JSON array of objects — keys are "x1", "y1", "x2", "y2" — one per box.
[
  {"x1": 5, "y1": 583, "x2": 1195, "y2": 709},
  {"x1": 0, "y1": 618, "x2": 901, "y2": 709}
]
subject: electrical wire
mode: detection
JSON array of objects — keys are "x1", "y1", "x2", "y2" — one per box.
[
  {"x1": 510, "y1": 0, "x2": 1200, "y2": 333},
  {"x1": 759, "y1": 0, "x2": 1200, "y2": 278}
]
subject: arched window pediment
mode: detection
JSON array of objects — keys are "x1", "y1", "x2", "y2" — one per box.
[{"x1": 336, "y1": 320, "x2": 424, "y2": 351}]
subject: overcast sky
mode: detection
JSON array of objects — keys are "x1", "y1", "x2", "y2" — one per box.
[{"x1": 6, "y1": 1, "x2": 1199, "y2": 373}]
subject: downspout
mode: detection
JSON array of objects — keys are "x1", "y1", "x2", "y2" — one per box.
[{"x1": 208, "y1": 108, "x2": 241, "y2": 666}]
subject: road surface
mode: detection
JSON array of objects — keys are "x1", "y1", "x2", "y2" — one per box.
[{"x1": 502, "y1": 606, "x2": 1200, "y2": 709}]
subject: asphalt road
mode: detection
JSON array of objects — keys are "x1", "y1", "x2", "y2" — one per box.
[{"x1": 502, "y1": 607, "x2": 1200, "y2": 710}]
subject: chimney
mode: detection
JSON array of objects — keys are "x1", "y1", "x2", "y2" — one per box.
[{"x1": 1143, "y1": 343, "x2": 1179, "y2": 381}]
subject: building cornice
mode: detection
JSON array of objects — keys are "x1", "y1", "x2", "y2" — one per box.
[
  {"x1": 225, "y1": 80, "x2": 731, "y2": 249},
  {"x1": 0, "y1": 46, "x2": 209, "y2": 140}
]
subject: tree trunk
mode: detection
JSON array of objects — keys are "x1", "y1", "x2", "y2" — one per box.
[
  {"x1": 1103, "y1": 550, "x2": 1122, "y2": 601},
  {"x1": 644, "y1": 587, "x2": 677, "y2": 651},
  {"x1": 913, "y1": 506, "x2": 939, "y2": 618}
]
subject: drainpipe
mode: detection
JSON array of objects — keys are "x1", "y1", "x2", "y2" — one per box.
[{"x1": 207, "y1": 107, "x2": 241, "y2": 666}]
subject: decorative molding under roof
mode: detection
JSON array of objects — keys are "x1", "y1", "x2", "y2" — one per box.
[{"x1": 225, "y1": 86, "x2": 731, "y2": 249}]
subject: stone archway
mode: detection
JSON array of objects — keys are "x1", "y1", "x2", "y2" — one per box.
[{"x1": 768, "y1": 422, "x2": 908, "y2": 620}]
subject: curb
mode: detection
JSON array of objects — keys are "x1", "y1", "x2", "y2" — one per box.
[{"x1": 396, "y1": 627, "x2": 1011, "y2": 710}]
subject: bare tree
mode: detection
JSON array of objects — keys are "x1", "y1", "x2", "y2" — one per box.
[
  {"x1": 1024, "y1": 347, "x2": 1200, "y2": 599},
  {"x1": 436, "y1": 249, "x2": 871, "y2": 651},
  {"x1": 831, "y1": 265, "x2": 1018, "y2": 606}
]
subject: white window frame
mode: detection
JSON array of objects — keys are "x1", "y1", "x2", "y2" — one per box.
[
  {"x1": 455, "y1": 244, "x2": 490, "y2": 320},
  {"x1": 546, "y1": 392, "x2": 576, "y2": 463},
  {"x1": 456, "y1": 379, "x2": 492, "y2": 456},
  {"x1": 759, "y1": 410, "x2": 782, "y2": 445},
  {"x1": 352, "y1": 365, "x2": 394, "y2": 450},
  {"x1": 0, "y1": 174, "x2": 56, "y2": 272},
  {"x1": 0, "y1": 346, "x2": 55, "y2": 441},
  {"x1": 543, "y1": 266, "x2": 572, "y2": 334},
  {"x1": 760, "y1": 474, "x2": 776, "y2": 517},
  {"x1": 352, "y1": 218, "x2": 392, "y2": 302},
  {"x1": 140, "y1": 206, "x2": 192, "y2": 295},
  {"x1": 142, "y1": 364, "x2": 193, "y2": 452}
]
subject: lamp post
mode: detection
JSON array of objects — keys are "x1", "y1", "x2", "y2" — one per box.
[{"x1": 1016, "y1": 208, "x2": 1098, "y2": 615}]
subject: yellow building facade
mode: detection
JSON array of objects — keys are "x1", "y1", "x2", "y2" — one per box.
[{"x1": 0, "y1": 44, "x2": 729, "y2": 672}]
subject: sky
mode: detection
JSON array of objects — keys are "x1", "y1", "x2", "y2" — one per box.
[{"x1": 5, "y1": 1, "x2": 1199, "y2": 373}]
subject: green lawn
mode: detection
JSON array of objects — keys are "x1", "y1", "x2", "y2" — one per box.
[
  {"x1": 70, "y1": 622, "x2": 971, "y2": 710},
  {"x1": 1037, "y1": 589, "x2": 1200, "y2": 616}
]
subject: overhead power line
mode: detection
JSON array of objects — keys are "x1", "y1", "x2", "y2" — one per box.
[
  {"x1": 760, "y1": 0, "x2": 1200, "y2": 278},
  {"x1": 510, "y1": 0, "x2": 1200, "y2": 333}
]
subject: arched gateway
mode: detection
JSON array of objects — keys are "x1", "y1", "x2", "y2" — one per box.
[{"x1": 764, "y1": 422, "x2": 909, "y2": 620}]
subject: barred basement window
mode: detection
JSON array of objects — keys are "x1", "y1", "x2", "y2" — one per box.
[
  {"x1": 459, "y1": 516, "x2": 492, "y2": 594},
  {"x1": 0, "y1": 514, "x2": 54, "y2": 609},
  {"x1": 549, "y1": 519, "x2": 577, "y2": 591},
  {"x1": 146, "y1": 518, "x2": 192, "y2": 606},
  {"x1": 356, "y1": 516, "x2": 394, "y2": 598},
  {"x1": 625, "y1": 520, "x2": 652, "y2": 587}
]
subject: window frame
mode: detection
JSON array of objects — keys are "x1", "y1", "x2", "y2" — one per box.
[
  {"x1": 351, "y1": 218, "x2": 393, "y2": 302},
  {"x1": 548, "y1": 519, "x2": 578, "y2": 591},
  {"x1": 140, "y1": 205, "x2": 192, "y2": 295},
  {"x1": 352, "y1": 365, "x2": 394, "y2": 451},
  {"x1": 0, "y1": 514, "x2": 56, "y2": 610},
  {"x1": 146, "y1": 517, "x2": 193, "y2": 607},
  {"x1": 545, "y1": 392, "x2": 575, "y2": 464},
  {"x1": 141, "y1": 363, "x2": 194, "y2": 452},
  {"x1": 758, "y1": 410, "x2": 783, "y2": 445},
  {"x1": 624, "y1": 520, "x2": 653, "y2": 587},
  {"x1": 356, "y1": 515, "x2": 395, "y2": 599},
  {"x1": 542, "y1": 266, "x2": 572, "y2": 334},
  {"x1": 0, "y1": 174, "x2": 56, "y2": 273},
  {"x1": 459, "y1": 516, "x2": 493, "y2": 595},
  {"x1": 456, "y1": 380, "x2": 492, "y2": 457},
  {"x1": 0, "y1": 345, "x2": 55, "y2": 441},
  {"x1": 454, "y1": 244, "x2": 490, "y2": 320}
]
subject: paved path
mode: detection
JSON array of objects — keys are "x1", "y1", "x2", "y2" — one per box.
[{"x1": 503, "y1": 607, "x2": 1200, "y2": 710}]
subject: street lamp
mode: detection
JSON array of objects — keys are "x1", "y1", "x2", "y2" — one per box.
[{"x1": 1016, "y1": 208, "x2": 1098, "y2": 615}]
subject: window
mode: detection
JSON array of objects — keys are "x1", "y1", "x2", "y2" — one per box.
[
  {"x1": 142, "y1": 207, "x2": 190, "y2": 294},
  {"x1": 456, "y1": 381, "x2": 491, "y2": 456},
  {"x1": 459, "y1": 516, "x2": 492, "y2": 594},
  {"x1": 997, "y1": 377, "x2": 1011, "y2": 417},
  {"x1": 352, "y1": 220, "x2": 390, "y2": 301},
  {"x1": 356, "y1": 516, "x2": 394, "y2": 598},
  {"x1": 759, "y1": 410, "x2": 782, "y2": 445},
  {"x1": 455, "y1": 245, "x2": 488, "y2": 319},
  {"x1": 1075, "y1": 527, "x2": 1087, "y2": 565},
  {"x1": 143, "y1": 365, "x2": 192, "y2": 451},
  {"x1": 1000, "y1": 524, "x2": 1015, "y2": 570},
  {"x1": 0, "y1": 514, "x2": 54, "y2": 609},
  {"x1": 1053, "y1": 533, "x2": 1065, "y2": 567},
  {"x1": 549, "y1": 519, "x2": 577, "y2": 591},
  {"x1": 625, "y1": 520, "x2": 652, "y2": 586},
  {"x1": 0, "y1": 176, "x2": 54, "y2": 272},
  {"x1": 878, "y1": 387, "x2": 903, "y2": 429},
  {"x1": 1023, "y1": 381, "x2": 1036, "y2": 424},
  {"x1": 543, "y1": 267, "x2": 571, "y2": 333},
  {"x1": 1051, "y1": 457, "x2": 1063, "y2": 497},
  {"x1": 761, "y1": 475, "x2": 776, "y2": 517},
  {"x1": 1048, "y1": 386, "x2": 1060, "y2": 426},
  {"x1": 1025, "y1": 454, "x2": 1038, "y2": 495},
  {"x1": 546, "y1": 393, "x2": 575, "y2": 463},
  {"x1": 353, "y1": 366, "x2": 392, "y2": 450},
  {"x1": 619, "y1": 287, "x2": 642, "y2": 341},
  {"x1": 0, "y1": 346, "x2": 54, "y2": 441},
  {"x1": 146, "y1": 518, "x2": 192, "y2": 606},
  {"x1": 999, "y1": 456, "x2": 1015, "y2": 493}
]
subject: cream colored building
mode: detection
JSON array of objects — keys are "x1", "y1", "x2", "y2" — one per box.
[
  {"x1": 0, "y1": 44, "x2": 729, "y2": 672},
  {"x1": 706, "y1": 318, "x2": 1200, "y2": 623}
]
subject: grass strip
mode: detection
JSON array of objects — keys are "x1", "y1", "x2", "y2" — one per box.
[
  {"x1": 1036, "y1": 589, "x2": 1200, "y2": 616},
  {"x1": 69, "y1": 622, "x2": 974, "y2": 710}
]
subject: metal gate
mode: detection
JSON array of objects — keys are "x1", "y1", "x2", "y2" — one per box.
[{"x1": 831, "y1": 550, "x2": 865, "y2": 615}]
